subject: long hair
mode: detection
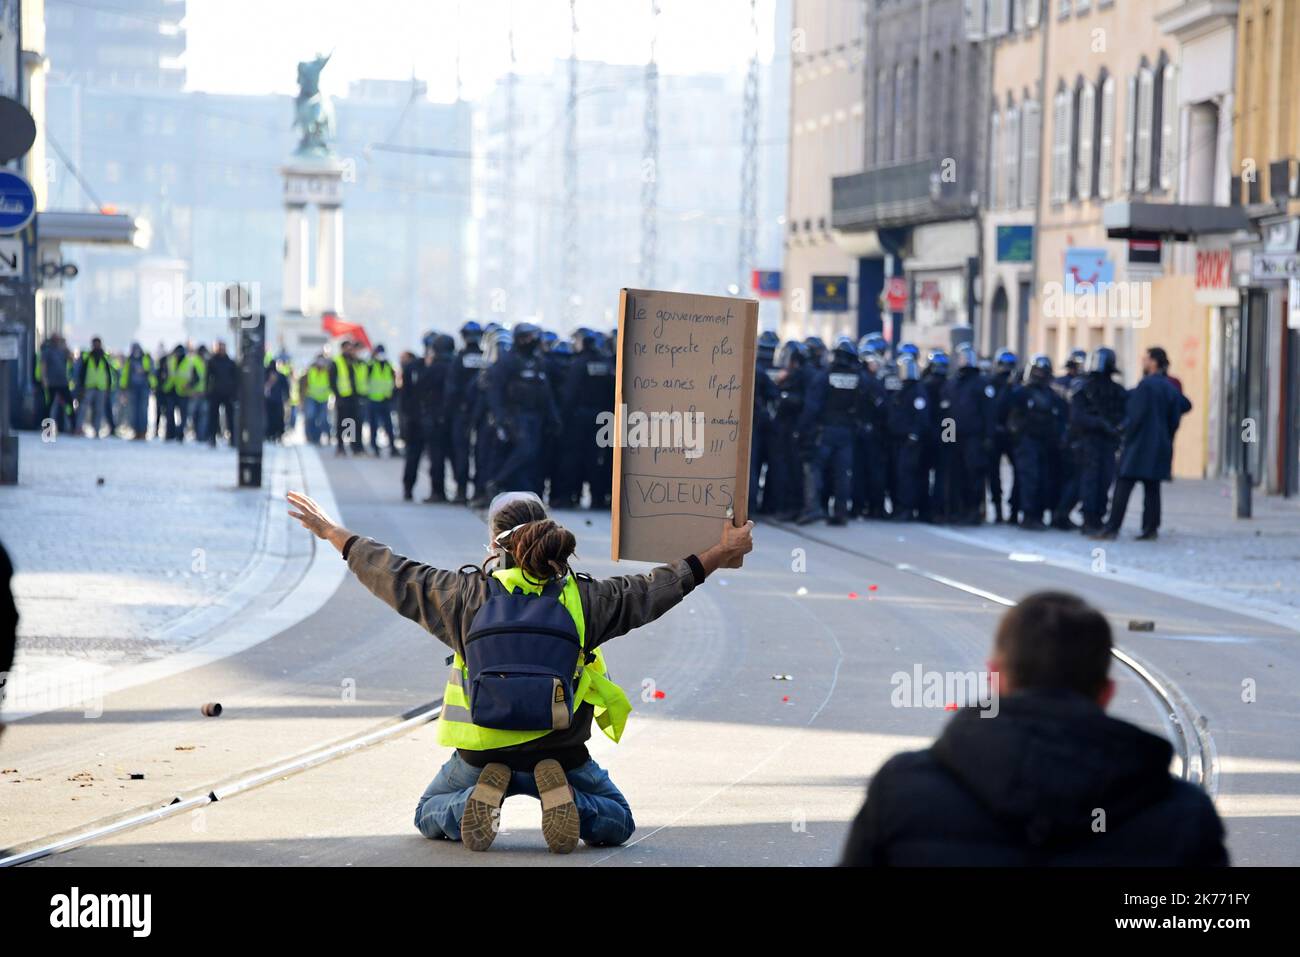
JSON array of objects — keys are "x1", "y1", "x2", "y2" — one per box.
[{"x1": 482, "y1": 494, "x2": 577, "y2": 582}]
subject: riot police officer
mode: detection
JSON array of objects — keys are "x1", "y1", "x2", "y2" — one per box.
[
  {"x1": 477, "y1": 322, "x2": 560, "y2": 504},
  {"x1": 988, "y1": 349, "x2": 1018, "y2": 523},
  {"x1": 942, "y1": 344, "x2": 996, "y2": 525},
  {"x1": 887, "y1": 355, "x2": 931, "y2": 522},
  {"x1": 1051, "y1": 348, "x2": 1089, "y2": 529},
  {"x1": 854, "y1": 336, "x2": 890, "y2": 519},
  {"x1": 770, "y1": 341, "x2": 813, "y2": 520},
  {"x1": 1006, "y1": 354, "x2": 1063, "y2": 530},
  {"x1": 920, "y1": 350, "x2": 951, "y2": 522},
  {"x1": 750, "y1": 330, "x2": 781, "y2": 514},
  {"x1": 403, "y1": 335, "x2": 455, "y2": 502},
  {"x1": 543, "y1": 336, "x2": 576, "y2": 507},
  {"x1": 803, "y1": 335, "x2": 828, "y2": 370},
  {"x1": 445, "y1": 320, "x2": 487, "y2": 503},
  {"x1": 797, "y1": 337, "x2": 866, "y2": 525},
  {"x1": 562, "y1": 327, "x2": 616, "y2": 510},
  {"x1": 1072, "y1": 347, "x2": 1127, "y2": 535},
  {"x1": 469, "y1": 327, "x2": 508, "y2": 503}
]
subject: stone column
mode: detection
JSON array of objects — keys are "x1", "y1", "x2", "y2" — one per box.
[
  {"x1": 283, "y1": 203, "x2": 308, "y2": 314},
  {"x1": 316, "y1": 203, "x2": 343, "y2": 316}
]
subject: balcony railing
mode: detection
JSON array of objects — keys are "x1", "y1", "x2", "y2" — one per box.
[{"x1": 832, "y1": 157, "x2": 977, "y2": 232}]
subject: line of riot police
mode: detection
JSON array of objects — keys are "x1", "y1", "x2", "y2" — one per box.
[
  {"x1": 396, "y1": 321, "x2": 617, "y2": 510},
  {"x1": 751, "y1": 334, "x2": 1130, "y2": 534}
]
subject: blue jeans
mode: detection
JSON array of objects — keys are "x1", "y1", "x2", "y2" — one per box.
[{"x1": 414, "y1": 752, "x2": 635, "y2": 847}]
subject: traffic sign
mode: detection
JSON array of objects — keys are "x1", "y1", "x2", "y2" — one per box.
[
  {"x1": 0, "y1": 169, "x2": 36, "y2": 233},
  {"x1": 0, "y1": 235, "x2": 21, "y2": 278}
]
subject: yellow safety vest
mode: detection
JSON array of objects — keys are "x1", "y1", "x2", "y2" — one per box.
[
  {"x1": 437, "y1": 568, "x2": 633, "y2": 751},
  {"x1": 367, "y1": 360, "x2": 395, "y2": 401},
  {"x1": 82, "y1": 354, "x2": 111, "y2": 392},
  {"x1": 332, "y1": 355, "x2": 353, "y2": 397},
  {"x1": 306, "y1": 366, "x2": 331, "y2": 402}
]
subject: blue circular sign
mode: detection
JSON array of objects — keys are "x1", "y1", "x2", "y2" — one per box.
[{"x1": 0, "y1": 170, "x2": 37, "y2": 233}]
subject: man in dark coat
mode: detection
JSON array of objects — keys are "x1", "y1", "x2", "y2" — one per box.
[
  {"x1": 1094, "y1": 347, "x2": 1191, "y2": 541},
  {"x1": 206, "y1": 340, "x2": 240, "y2": 447},
  {"x1": 841, "y1": 591, "x2": 1227, "y2": 866}
]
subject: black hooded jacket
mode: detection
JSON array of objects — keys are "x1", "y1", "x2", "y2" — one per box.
[{"x1": 841, "y1": 690, "x2": 1227, "y2": 866}]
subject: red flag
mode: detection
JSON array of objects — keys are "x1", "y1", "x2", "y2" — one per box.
[{"x1": 321, "y1": 312, "x2": 371, "y2": 351}]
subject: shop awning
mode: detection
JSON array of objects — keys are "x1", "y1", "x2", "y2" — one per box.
[{"x1": 1102, "y1": 201, "x2": 1249, "y2": 241}]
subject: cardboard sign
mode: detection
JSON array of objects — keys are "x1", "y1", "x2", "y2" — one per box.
[{"x1": 610, "y1": 288, "x2": 758, "y2": 563}]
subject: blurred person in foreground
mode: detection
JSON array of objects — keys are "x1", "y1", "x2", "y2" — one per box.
[
  {"x1": 841, "y1": 591, "x2": 1226, "y2": 866},
  {"x1": 0, "y1": 541, "x2": 16, "y2": 743}
]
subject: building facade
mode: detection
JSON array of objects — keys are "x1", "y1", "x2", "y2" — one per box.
[
  {"x1": 783, "y1": 0, "x2": 868, "y2": 343},
  {"x1": 825, "y1": 0, "x2": 991, "y2": 354}
]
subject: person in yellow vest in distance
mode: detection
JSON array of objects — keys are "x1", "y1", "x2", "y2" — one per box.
[
  {"x1": 329, "y1": 339, "x2": 366, "y2": 456},
  {"x1": 366, "y1": 343, "x2": 399, "y2": 457},
  {"x1": 120, "y1": 343, "x2": 157, "y2": 440},
  {"x1": 159, "y1": 344, "x2": 187, "y2": 441},
  {"x1": 75, "y1": 337, "x2": 114, "y2": 438},
  {"x1": 286, "y1": 488, "x2": 754, "y2": 854},
  {"x1": 299, "y1": 353, "x2": 333, "y2": 446},
  {"x1": 177, "y1": 344, "x2": 209, "y2": 442}
]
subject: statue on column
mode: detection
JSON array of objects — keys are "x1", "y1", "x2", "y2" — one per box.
[{"x1": 293, "y1": 52, "x2": 337, "y2": 158}]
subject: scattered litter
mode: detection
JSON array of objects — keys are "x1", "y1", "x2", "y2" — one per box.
[
  {"x1": 796, "y1": 586, "x2": 808, "y2": 596},
  {"x1": 653, "y1": 690, "x2": 666, "y2": 700},
  {"x1": 201, "y1": 702, "x2": 223, "y2": 717},
  {"x1": 174, "y1": 745, "x2": 196, "y2": 751},
  {"x1": 68, "y1": 771, "x2": 94, "y2": 784},
  {"x1": 96, "y1": 476, "x2": 105, "y2": 486},
  {"x1": 781, "y1": 695, "x2": 791, "y2": 703},
  {"x1": 848, "y1": 591, "x2": 858, "y2": 599},
  {"x1": 1128, "y1": 620, "x2": 1156, "y2": 632},
  {"x1": 1008, "y1": 552, "x2": 1046, "y2": 563},
  {"x1": 128, "y1": 773, "x2": 145, "y2": 780},
  {"x1": 868, "y1": 584, "x2": 878, "y2": 592},
  {"x1": 771, "y1": 674, "x2": 793, "y2": 681},
  {"x1": 584, "y1": 519, "x2": 592, "y2": 526},
  {"x1": 1, "y1": 769, "x2": 16, "y2": 774}
]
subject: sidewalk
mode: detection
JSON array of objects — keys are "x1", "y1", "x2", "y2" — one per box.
[
  {"x1": 0, "y1": 433, "x2": 329, "y2": 719},
  {"x1": 933, "y1": 475, "x2": 1300, "y2": 626}
]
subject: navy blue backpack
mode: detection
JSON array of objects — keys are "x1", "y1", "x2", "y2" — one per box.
[{"x1": 463, "y1": 575, "x2": 583, "y2": 731}]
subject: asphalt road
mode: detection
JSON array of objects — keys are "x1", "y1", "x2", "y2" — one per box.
[{"x1": 11, "y1": 453, "x2": 1300, "y2": 866}]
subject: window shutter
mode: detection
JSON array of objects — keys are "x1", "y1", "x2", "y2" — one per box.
[
  {"x1": 989, "y1": 110, "x2": 1002, "y2": 207},
  {"x1": 1098, "y1": 75, "x2": 1115, "y2": 199},
  {"x1": 1122, "y1": 74, "x2": 1136, "y2": 193},
  {"x1": 1135, "y1": 67, "x2": 1154, "y2": 192},
  {"x1": 1076, "y1": 83, "x2": 1095, "y2": 200},
  {"x1": 1006, "y1": 104, "x2": 1021, "y2": 208},
  {"x1": 988, "y1": 0, "x2": 1009, "y2": 36},
  {"x1": 895, "y1": 63, "x2": 908, "y2": 161},
  {"x1": 1021, "y1": 99, "x2": 1040, "y2": 207},
  {"x1": 1159, "y1": 62, "x2": 1178, "y2": 191},
  {"x1": 1051, "y1": 90, "x2": 1069, "y2": 203}
]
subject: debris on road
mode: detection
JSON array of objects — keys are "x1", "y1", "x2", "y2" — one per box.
[
  {"x1": 201, "y1": 702, "x2": 223, "y2": 717},
  {"x1": 128, "y1": 772, "x2": 145, "y2": 780},
  {"x1": 1128, "y1": 620, "x2": 1156, "y2": 632},
  {"x1": 796, "y1": 586, "x2": 808, "y2": 596},
  {"x1": 771, "y1": 674, "x2": 793, "y2": 681},
  {"x1": 175, "y1": 745, "x2": 197, "y2": 751}
]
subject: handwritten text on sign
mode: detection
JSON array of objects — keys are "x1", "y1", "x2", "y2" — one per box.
[{"x1": 612, "y1": 289, "x2": 756, "y2": 562}]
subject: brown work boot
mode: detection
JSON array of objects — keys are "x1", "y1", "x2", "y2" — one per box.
[
  {"x1": 461, "y1": 762, "x2": 509, "y2": 852},
  {"x1": 534, "y1": 759, "x2": 580, "y2": 854}
]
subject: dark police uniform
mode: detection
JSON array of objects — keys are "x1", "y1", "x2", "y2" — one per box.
[{"x1": 798, "y1": 356, "x2": 866, "y2": 524}]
